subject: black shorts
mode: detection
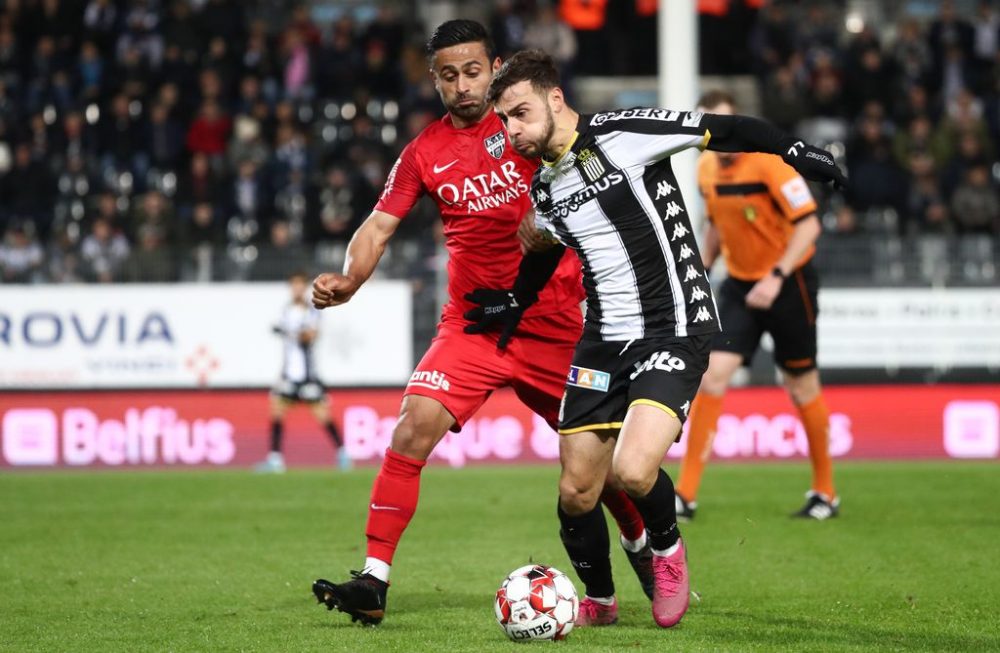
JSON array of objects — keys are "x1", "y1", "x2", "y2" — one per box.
[
  {"x1": 558, "y1": 334, "x2": 711, "y2": 435},
  {"x1": 714, "y1": 261, "x2": 819, "y2": 373},
  {"x1": 271, "y1": 379, "x2": 327, "y2": 403}
]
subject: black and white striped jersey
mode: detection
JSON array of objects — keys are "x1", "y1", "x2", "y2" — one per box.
[{"x1": 532, "y1": 108, "x2": 721, "y2": 342}]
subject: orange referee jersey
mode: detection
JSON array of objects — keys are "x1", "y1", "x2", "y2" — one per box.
[{"x1": 697, "y1": 151, "x2": 818, "y2": 282}]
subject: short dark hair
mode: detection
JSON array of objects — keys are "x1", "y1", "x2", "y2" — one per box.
[
  {"x1": 486, "y1": 49, "x2": 560, "y2": 105},
  {"x1": 697, "y1": 89, "x2": 736, "y2": 111},
  {"x1": 425, "y1": 19, "x2": 494, "y2": 59}
]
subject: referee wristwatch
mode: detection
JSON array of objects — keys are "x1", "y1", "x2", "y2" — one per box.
[{"x1": 771, "y1": 266, "x2": 786, "y2": 280}]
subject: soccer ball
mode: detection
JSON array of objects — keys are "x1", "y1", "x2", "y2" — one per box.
[{"x1": 494, "y1": 564, "x2": 578, "y2": 642}]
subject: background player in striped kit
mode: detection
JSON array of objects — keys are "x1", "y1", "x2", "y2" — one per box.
[
  {"x1": 255, "y1": 271, "x2": 349, "y2": 473},
  {"x1": 675, "y1": 90, "x2": 838, "y2": 521},
  {"x1": 472, "y1": 49, "x2": 845, "y2": 628}
]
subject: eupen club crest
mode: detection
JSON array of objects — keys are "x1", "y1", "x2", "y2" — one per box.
[{"x1": 484, "y1": 130, "x2": 505, "y2": 159}]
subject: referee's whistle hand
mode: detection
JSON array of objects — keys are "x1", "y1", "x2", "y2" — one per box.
[{"x1": 312, "y1": 273, "x2": 357, "y2": 309}]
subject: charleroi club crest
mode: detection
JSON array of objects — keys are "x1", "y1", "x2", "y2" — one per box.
[{"x1": 484, "y1": 130, "x2": 505, "y2": 159}]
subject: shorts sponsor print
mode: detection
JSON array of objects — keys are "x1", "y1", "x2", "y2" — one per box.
[{"x1": 558, "y1": 334, "x2": 711, "y2": 435}]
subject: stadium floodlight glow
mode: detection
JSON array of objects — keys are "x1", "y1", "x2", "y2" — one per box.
[
  {"x1": 85, "y1": 103, "x2": 100, "y2": 124},
  {"x1": 845, "y1": 12, "x2": 864, "y2": 33},
  {"x1": 129, "y1": 100, "x2": 142, "y2": 117},
  {"x1": 341, "y1": 102, "x2": 357, "y2": 121},
  {"x1": 43, "y1": 105, "x2": 56, "y2": 125},
  {"x1": 381, "y1": 125, "x2": 397, "y2": 144},
  {"x1": 324, "y1": 102, "x2": 339, "y2": 119},
  {"x1": 384, "y1": 101, "x2": 399, "y2": 121}
]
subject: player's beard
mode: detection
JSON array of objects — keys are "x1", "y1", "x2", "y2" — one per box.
[{"x1": 513, "y1": 106, "x2": 557, "y2": 159}]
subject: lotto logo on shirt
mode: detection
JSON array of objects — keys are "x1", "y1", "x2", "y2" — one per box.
[{"x1": 567, "y1": 366, "x2": 611, "y2": 392}]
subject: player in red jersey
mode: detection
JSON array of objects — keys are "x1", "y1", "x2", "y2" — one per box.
[{"x1": 309, "y1": 20, "x2": 651, "y2": 625}]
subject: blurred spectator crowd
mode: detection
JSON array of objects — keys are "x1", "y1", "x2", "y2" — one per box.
[
  {"x1": 0, "y1": 0, "x2": 445, "y2": 283},
  {"x1": 749, "y1": 0, "x2": 1000, "y2": 244},
  {"x1": 0, "y1": 0, "x2": 997, "y2": 287}
]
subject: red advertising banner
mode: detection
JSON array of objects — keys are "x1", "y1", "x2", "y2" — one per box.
[{"x1": 2, "y1": 385, "x2": 998, "y2": 469}]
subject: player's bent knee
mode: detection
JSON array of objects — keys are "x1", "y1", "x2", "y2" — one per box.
[
  {"x1": 558, "y1": 477, "x2": 600, "y2": 515},
  {"x1": 611, "y1": 459, "x2": 656, "y2": 497},
  {"x1": 783, "y1": 370, "x2": 821, "y2": 406}
]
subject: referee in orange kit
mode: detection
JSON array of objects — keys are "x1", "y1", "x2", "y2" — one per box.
[{"x1": 675, "y1": 90, "x2": 839, "y2": 521}]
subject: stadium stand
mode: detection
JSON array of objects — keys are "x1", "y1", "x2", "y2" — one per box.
[{"x1": 0, "y1": 0, "x2": 995, "y2": 296}]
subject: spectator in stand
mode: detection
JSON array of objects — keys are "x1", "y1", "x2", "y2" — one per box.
[
  {"x1": 125, "y1": 223, "x2": 175, "y2": 282},
  {"x1": 80, "y1": 216, "x2": 130, "y2": 283},
  {"x1": 762, "y1": 64, "x2": 807, "y2": 132},
  {"x1": 179, "y1": 200, "x2": 226, "y2": 274},
  {"x1": 130, "y1": 190, "x2": 176, "y2": 245},
  {"x1": 523, "y1": 4, "x2": 577, "y2": 95},
  {"x1": 847, "y1": 115, "x2": 908, "y2": 220},
  {"x1": 251, "y1": 219, "x2": 310, "y2": 281},
  {"x1": 176, "y1": 152, "x2": 222, "y2": 217},
  {"x1": 905, "y1": 152, "x2": 951, "y2": 235},
  {"x1": 186, "y1": 99, "x2": 231, "y2": 160},
  {"x1": 950, "y1": 161, "x2": 1000, "y2": 234},
  {"x1": 1, "y1": 142, "x2": 53, "y2": 235},
  {"x1": 142, "y1": 102, "x2": 184, "y2": 172},
  {"x1": 0, "y1": 221, "x2": 43, "y2": 283},
  {"x1": 228, "y1": 114, "x2": 270, "y2": 170}
]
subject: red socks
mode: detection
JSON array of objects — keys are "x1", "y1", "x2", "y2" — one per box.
[
  {"x1": 600, "y1": 486, "x2": 645, "y2": 542},
  {"x1": 365, "y1": 448, "x2": 426, "y2": 564}
]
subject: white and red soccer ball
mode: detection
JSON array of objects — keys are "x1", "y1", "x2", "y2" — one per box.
[{"x1": 495, "y1": 564, "x2": 579, "y2": 642}]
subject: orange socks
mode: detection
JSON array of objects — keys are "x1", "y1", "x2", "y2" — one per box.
[
  {"x1": 798, "y1": 394, "x2": 836, "y2": 498},
  {"x1": 676, "y1": 392, "x2": 724, "y2": 502}
]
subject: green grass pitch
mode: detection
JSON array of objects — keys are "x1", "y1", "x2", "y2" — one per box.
[{"x1": 2, "y1": 462, "x2": 999, "y2": 652}]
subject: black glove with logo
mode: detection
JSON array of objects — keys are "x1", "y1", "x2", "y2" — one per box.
[
  {"x1": 780, "y1": 138, "x2": 847, "y2": 189},
  {"x1": 463, "y1": 288, "x2": 529, "y2": 350}
]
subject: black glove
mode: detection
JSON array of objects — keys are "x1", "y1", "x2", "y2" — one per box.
[
  {"x1": 780, "y1": 139, "x2": 848, "y2": 189},
  {"x1": 463, "y1": 288, "x2": 527, "y2": 350}
]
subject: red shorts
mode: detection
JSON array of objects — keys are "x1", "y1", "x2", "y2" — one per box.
[{"x1": 405, "y1": 309, "x2": 583, "y2": 431}]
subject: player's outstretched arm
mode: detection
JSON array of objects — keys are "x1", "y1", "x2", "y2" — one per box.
[
  {"x1": 464, "y1": 244, "x2": 566, "y2": 349},
  {"x1": 312, "y1": 210, "x2": 400, "y2": 309},
  {"x1": 700, "y1": 113, "x2": 847, "y2": 189}
]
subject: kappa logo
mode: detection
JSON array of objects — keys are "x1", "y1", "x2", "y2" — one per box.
[
  {"x1": 689, "y1": 285, "x2": 709, "y2": 303},
  {"x1": 567, "y1": 365, "x2": 611, "y2": 392},
  {"x1": 630, "y1": 351, "x2": 687, "y2": 380},
  {"x1": 535, "y1": 188, "x2": 549, "y2": 203},
  {"x1": 408, "y1": 370, "x2": 451, "y2": 392},
  {"x1": 484, "y1": 130, "x2": 506, "y2": 159},
  {"x1": 692, "y1": 306, "x2": 713, "y2": 323},
  {"x1": 577, "y1": 149, "x2": 606, "y2": 182}
]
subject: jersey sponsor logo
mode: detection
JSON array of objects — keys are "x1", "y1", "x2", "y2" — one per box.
[
  {"x1": 484, "y1": 130, "x2": 506, "y2": 159},
  {"x1": 629, "y1": 351, "x2": 687, "y2": 380},
  {"x1": 689, "y1": 285, "x2": 709, "y2": 303},
  {"x1": 692, "y1": 306, "x2": 713, "y2": 323},
  {"x1": 780, "y1": 176, "x2": 813, "y2": 210},
  {"x1": 433, "y1": 159, "x2": 460, "y2": 174},
  {"x1": 670, "y1": 221, "x2": 690, "y2": 240},
  {"x1": 540, "y1": 171, "x2": 626, "y2": 219},
  {"x1": 664, "y1": 201, "x2": 685, "y2": 219},
  {"x1": 677, "y1": 243, "x2": 694, "y2": 262},
  {"x1": 655, "y1": 181, "x2": 676, "y2": 199},
  {"x1": 577, "y1": 148, "x2": 606, "y2": 182},
  {"x1": 408, "y1": 369, "x2": 451, "y2": 392},
  {"x1": 566, "y1": 365, "x2": 611, "y2": 392},
  {"x1": 434, "y1": 160, "x2": 529, "y2": 213},
  {"x1": 590, "y1": 107, "x2": 681, "y2": 126}
]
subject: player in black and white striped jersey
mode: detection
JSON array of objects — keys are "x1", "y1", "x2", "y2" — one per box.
[
  {"x1": 467, "y1": 50, "x2": 845, "y2": 628},
  {"x1": 255, "y1": 271, "x2": 350, "y2": 473}
]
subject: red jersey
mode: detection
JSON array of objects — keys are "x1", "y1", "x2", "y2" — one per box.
[{"x1": 375, "y1": 111, "x2": 584, "y2": 322}]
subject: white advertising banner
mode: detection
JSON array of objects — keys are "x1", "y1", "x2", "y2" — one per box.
[
  {"x1": 818, "y1": 288, "x2": 1000, "y2": 369},
  {"x1": 0, "y1": 282, "x2": 412, "y2": 388}
]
